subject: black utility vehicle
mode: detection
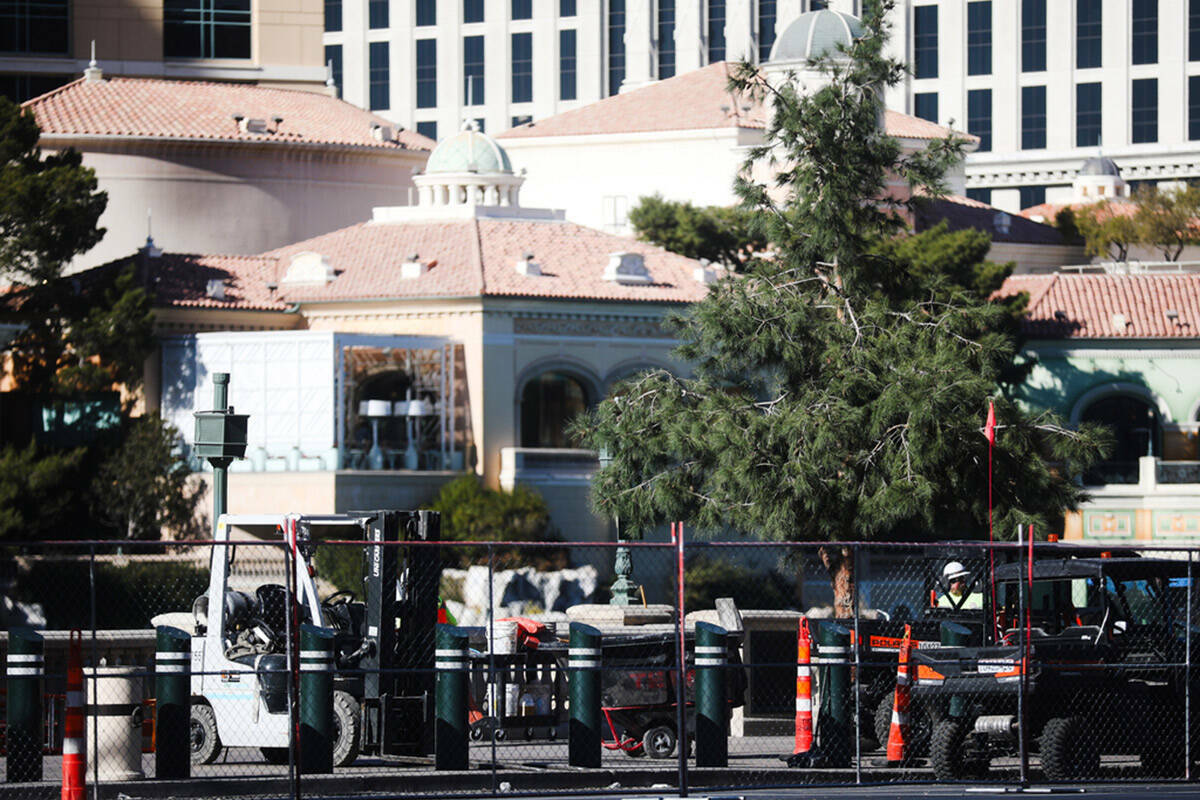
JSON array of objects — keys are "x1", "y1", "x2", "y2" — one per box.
[{"x1": 911, "y1": 555, "x2": 1195, "y2": 781}]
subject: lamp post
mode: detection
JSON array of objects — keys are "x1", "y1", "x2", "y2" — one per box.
[
  {"x1": 193, "y1": 373, "x2": 248, "y2": 535},
  {"x1": 402, "y1": 397, "x2": 433, "y2": 470},
  {"x1": 364, "y1": 399, "x2": 391, "y2": 470},
  {"x1": 598, "y1": 448, "x2": 637, "y2": 606}
]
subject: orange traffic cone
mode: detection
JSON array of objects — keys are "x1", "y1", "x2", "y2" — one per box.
[
  {"x1": 793, "y1": 617, "x2": 814, "y2": 755},
  {"x1": 886, "y1": 623, "x2": 913, "y2": 765},
  {"x1": 62, "y1": 630, "x2": 85, "y2": 800}
]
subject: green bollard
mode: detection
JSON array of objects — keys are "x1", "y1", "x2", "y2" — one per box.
[
  {"x1": 941, "y1": 621, "x2": 972, "y2": 719},
  {"x1": 694, "y1": 622, "x2": 728, "y2": 767},
  {"x1": 817, "y1": 621, "x2": 852, "y2": 768},
  {"x1": 434, "y1": 625, "x2": 469, "y2": 771},
  {"x1": 154, "y1": 626, "x2": 191, "y2": 780},
  {"x1": 299, "y1": 624, "x2": 335, "y2": 773},
  {"x1": 6, "y1": 628, "x2": 43, "y2": 782},
  {"x1": 568, "y1": 622, "x2": 602, "y2": 767}
]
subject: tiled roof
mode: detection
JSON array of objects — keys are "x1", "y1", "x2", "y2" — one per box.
[
  {"x1": 144, "y1": 217, "x2": 713, "y2": 310},
  {"x1": 883, "y1": 110, "x2": 976, "y2": 143},
  {"x1": 1020, "y1": 200, "x2": 1136, "y2": 221},
  {"x1": 914, "y1": 194, "x2": 1068, "y2": 245},
  {"x1": 24, "y1": 77, "x2": 435, "y2": 152},
  {"x1": 998, "y1": 273, "x2": 1200, "y2": 339},
  {"x1": 497, "y1": 63, "x2": 765, "y2": 138},
  {"x1": 496, "y1": 62, "x2": 970, "y2": 142}
]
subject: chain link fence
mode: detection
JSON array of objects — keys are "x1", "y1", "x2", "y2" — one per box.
[{"x1": 1, "y1": 529, "x2": 1197, "y2": 799}]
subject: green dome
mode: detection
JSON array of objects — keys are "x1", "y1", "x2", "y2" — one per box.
[
  {"x1": 425, "y1": 122, "x2": 513, "y2": 174},
  {"x1": 769, "y1": 9, "x2": 864, "y2": 63}
]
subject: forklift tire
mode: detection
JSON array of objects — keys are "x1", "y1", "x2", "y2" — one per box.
[
  {"x1": 332, "y1": 691, "x2": 361, "y2": 768},
  {"x1": 642, "y1": 725, "x2": 677, "y2": 759},
  {"x1": 261, "y1": 747, "x2": 289, "y2": 765},
  {"x1": 930, "y1": 719, "x2": 987, "y2": 780},
  {"x1": 190, "y1": 704, "x2": 222, "y2": 765},
  {"x1": 1040, "y1": 716, "x2": 1099, "y2": 781}
]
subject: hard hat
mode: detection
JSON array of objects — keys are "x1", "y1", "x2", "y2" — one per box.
[{"x1": 943, "y1": 561, "x2": 970, "y2": 581}]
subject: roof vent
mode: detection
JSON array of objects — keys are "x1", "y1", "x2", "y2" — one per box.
[
  {"x1": 371, "y1": 124, "x2": 394, "y2": 142},
  {"x1": 993, "y1": 211, "x2": 1011, "y2": 235},
  {"x1": 239, "y1": 117, "x2": 270, "y2": 134},
  {"x1": 1110, "y1": 312, "x2": 1128, "y2": 333},
  {"x1": 515, "y1": 252, "x2": 541, "y2": 276},
  {"x1": 282, "y1": 251, "x2": 335, "y2": 285},
  {"x1": 401, "y1": 253, "x2": 428, "y2": 279},
  {"x1": 205, "y1": 279, "x2": 226, "y2": 301},
  {"x1": 604, "y1": 252, "x2": 652, "y2": 285}
]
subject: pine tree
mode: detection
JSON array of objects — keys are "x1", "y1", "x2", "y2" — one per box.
[
  {"x1": 573, "y1": 0, "x2": 1105, "y2": 616},
  {"x1": 0, "y1": 97, "x2": 201, "y2": 539}
]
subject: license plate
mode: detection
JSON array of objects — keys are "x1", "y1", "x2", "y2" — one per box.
[{"x1": 976, "y1": 659, "x2": 1014, "y2": 674}]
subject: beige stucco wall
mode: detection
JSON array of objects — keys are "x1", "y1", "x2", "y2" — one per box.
[
  {"x1": 50, "y1": 140, "x2": 427, "y2": 271},
  {"x1": 71, "y1": 0, "x2": 323, "y2": 74},
  {"x1": 297, "y1": 297, "x2": 691, "y2": 492}
]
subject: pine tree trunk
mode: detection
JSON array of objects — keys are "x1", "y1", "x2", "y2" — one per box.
[{"x1": 819, "y1": 545, "x2": 855, "y2": 620}]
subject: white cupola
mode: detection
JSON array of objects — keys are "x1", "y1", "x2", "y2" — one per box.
[{"x1": 412, "y1": 121, "x2": 525, "y2": 208}]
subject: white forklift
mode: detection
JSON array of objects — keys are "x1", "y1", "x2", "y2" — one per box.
[{"x1": 184, "y1": 509, "x2": 441, "y2": 767}]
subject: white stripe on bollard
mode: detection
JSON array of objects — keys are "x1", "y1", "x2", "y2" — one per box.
[
  {"x1": 6, "y1": 667, "x2": 43, "y2": 676},
  {"x1": 568, "y1": 647, "x2": 601, "y2": 657},
  {"x1": 695, "y1": 658, "x2": 724, "y2": 666},
  {"x1": 7, "y1": 654, "x2": 44, "y2": 663},
  {"x1": 155, "y1": 665, "x2": 189, "y2": 673},
  {"x1": 569, "y1": 660, "x2": 600, "y2": 668},
  {"x1": 796, "y1": 697, "x2": 812, "y2": 712},
  {"x1": 694, "y1": 646, "x2": 725, "y2": 655},
  {"x1": 154, "y1": 652, "x2": 189, "y2": 661}
]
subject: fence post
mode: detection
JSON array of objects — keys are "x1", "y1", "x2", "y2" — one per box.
[
  {"x1": 694, "y1": 621, "x2": 727, "y2": 768},
  {"x1": 5, "y1": 627, "x2": 43, "y2": 782},
  {"x1": 818, "y1": 621, "x2": 852, "y2": 767},
  {"x1": 568, "y1": 622, "x2": 602, "y2": 767},
  {"x1": 299, "y1": 624, "x2": 335, "y2": 773},
  {"x1": 435, "y1": 624, "x2": 470, "y2": 770},
  {"x1": 940, "y1": 621, "x2": 971, "y2": 719},
  {"x1": 154, "y1": 626, "x2": 191, "y2": 780}
]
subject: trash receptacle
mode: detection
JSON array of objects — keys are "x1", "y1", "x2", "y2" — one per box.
[{"x1": 85, "y1": 666, "x2": 145, "y2": 781}]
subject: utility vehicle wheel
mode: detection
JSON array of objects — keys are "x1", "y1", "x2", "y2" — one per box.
[
  {"x1": 260, "y1": 747, "x2": 289, "y2": 765},
  {"x1": 332, "y1": 691, "x2": 361, "y2": 768},
  {"x1": 931, "y1": 719, "x2": 987, "y2": 780},
  {"x1": 190, "y1": 704, "x2": 222, "y2": 765},
  {"x1": 1040, "y1": 716, "x2": 1099, "y2": 781},
  {"x1": 642, "y1": 725, "x2": 676, "y2": 759},
  {"x1": 874, "y1": 693, "x2": 894, "y2": 750}
]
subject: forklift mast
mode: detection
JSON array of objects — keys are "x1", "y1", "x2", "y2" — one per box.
[{"x1": 359, "y1": 509, "x2": 442, "y2": 756}]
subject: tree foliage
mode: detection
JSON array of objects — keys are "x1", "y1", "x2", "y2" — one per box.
[
  {"x1": 0, "y1": 97, "x2": 198, "y2": 540},
  {"x1": 89, "y1": 414, "x2": 208, "y2": 540},
  {"x1": 573, "y1": 1, "x2": 1104, "y2": 559},
  {"x1": 1073, "y1": 185, "x2": 1200, "y2": 264},
  {"x1": 629, "y1": 194, "x2": 768, "y2": 270},
  {"x1": 424, "y1": 474, "x2": 562, "y2": 567}
]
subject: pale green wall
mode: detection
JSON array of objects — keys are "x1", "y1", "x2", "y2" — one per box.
[{"x1": 1018, "y1": 340, "x2": 1200, "y2": 424}]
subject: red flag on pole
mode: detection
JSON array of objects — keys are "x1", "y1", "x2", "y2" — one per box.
[{"x1": 984, "y1": 400, "x2": 996, "y2": 445}]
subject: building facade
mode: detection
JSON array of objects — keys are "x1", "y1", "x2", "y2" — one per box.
[
  {"x1": 327, "y1": 0, "x2": 1200, "y2": 218},
  {"x1": 322, "y1": 0, "x2": 852, "y2": 142},
  {"x1": 1, "y1": 0, "x2": 326, "y2": 104},
  {"x1": 22, "y1": 73, "x2": 434, "y2": 271}
]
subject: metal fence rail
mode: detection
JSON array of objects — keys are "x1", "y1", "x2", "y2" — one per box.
[{"x1": 0, "y1": 535, "x2": 1196, "y2": 800}]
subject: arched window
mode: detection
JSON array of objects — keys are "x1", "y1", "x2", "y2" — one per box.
[
  {"x1": 1080, "y1": 394, "x2": 1160, "y2": 484},
  {"x1": 520, "y1": 371, "x2": 589, "y2": 448}
]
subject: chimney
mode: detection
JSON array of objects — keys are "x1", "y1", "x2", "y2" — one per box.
[
  {"x1": 401, "y1": 253, "x2": 427, "y2": 279},
  {"x1": 515, "y1": 252, "x2": 540, "y2": 276},
  {"x1": 604, "y1": 252, "x2": 652, "y2": 284}
]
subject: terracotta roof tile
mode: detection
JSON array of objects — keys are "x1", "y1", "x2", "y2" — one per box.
[
  {"x1": 150, "y1": 254, "x2": 287, "y2": 311},
  {"x1": 883, "y1": 110, "x2": 976, "y2": 143},
  {"x1": 998, "y1": 273, "x2": 1200, "y2": 339},
  {"x1": 24, "y1": 77, "x2": 434, "y2": 152},
  {"x1": 497, "y1": 62, "x2": 764, "y2": 139},
  {"x1": 496, "y1": 63, "x2": 970, "y2": 143},
  {"x1": 143, "y1": 216, "x2": 713, "y2": 311}
]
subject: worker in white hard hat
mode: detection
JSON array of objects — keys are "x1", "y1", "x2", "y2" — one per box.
[{"x1": 938, "y1": 561, "x2": 982, "y2": 609}]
